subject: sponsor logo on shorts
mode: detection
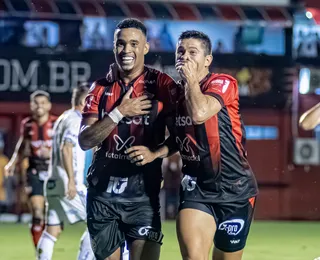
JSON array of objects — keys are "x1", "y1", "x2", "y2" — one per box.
[
  {"x1": 230, "y1": 239, "x2": 240, "y2": 244},
  {"x1": 181, "y1": 175, "x2": 197, "y2": 191},
  {"x1": 218, "y1": 219, "x2": 245, "y2": 236},
  {"x1": 138, "y1": 226, "x2": 163, "y2": 243}
]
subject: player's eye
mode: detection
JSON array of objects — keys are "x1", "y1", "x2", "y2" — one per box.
[
  {"x1": 131, "y1": 42, "x2": 138, "y2": 47},
  {"x1": 190, "y1": 51, "x2": 197, "y2": 55},
  {"x1": 116, "y1": 42, "x2": 124, "y2": 47}
]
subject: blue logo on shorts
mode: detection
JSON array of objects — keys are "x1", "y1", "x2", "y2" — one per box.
[{"x1": 218, "y1": 219, "x2": 245, "y2": 236}]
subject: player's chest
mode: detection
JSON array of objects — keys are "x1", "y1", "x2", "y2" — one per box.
[
  {"x1": 99, "y1": 84, "x2": 163, "y2": 127},
  {"x1": 28, "y1": 122, "x2": 53, "y2": 148}
]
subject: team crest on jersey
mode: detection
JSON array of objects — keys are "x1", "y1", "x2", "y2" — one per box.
[{"x1": 210, "y1": 78, "x2": 230, "y2": 93}]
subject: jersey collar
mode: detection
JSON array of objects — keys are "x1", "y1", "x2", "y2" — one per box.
[{"x1": 106, "y1": 63, "x2": 147, "y2": 87}]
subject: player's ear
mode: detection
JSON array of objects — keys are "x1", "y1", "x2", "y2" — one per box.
[
  {"x1": 48, "y1": 101, "x2": 52, "y2": 111},
  {"x1": 113, "y1": 43, "x2": 116, "y2": 54},
  {"x1": 204, "y1": 54, "x2": 213, "y2": 68},
  {"x1": 144, "y1": 42, "x2": 150, "y2": 55}
]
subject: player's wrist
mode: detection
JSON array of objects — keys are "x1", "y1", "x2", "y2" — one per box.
[{"x1": 107, "y1": 107, "x2": 124, "y2": 124}]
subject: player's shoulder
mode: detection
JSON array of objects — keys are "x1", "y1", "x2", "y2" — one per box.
[
  {"x1": 88, "y1": 78, "x2": 109, "y2": 96},
  {"x1": 64, "y1": 109, "x2": 81, "y2": 126},
  {"x1": 209, "y1": 73, "x2": 237, "y2": 84},
  {"x1": 145, "y1": 66, "x2": 175, "y2": 84},
  {"x1": 21, "y1": 116, "x2": 32, "y2": 126},
  {"x1": 49, "y1": 114, "x2": 59, "y2": 122}
]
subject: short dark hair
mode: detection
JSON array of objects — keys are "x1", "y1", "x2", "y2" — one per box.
[
  {"x1": 178, "y1": 30, "x2": 212, "y2": 55},
  {"x1": 116, "y1": 18, "x2": 147, "y2": 37},
  {"x1": 72, "y1": 82, "x2": 89, "y2": 106},
  {"x1": 30, "y1": 90, "x2": 51, "y2": 102}
]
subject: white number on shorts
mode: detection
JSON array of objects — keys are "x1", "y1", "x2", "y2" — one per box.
[
  {"x1": 181, "y1": 175, "x2": 197, "y2": 191},
  {"x1": 106, "y1": 177, "x2": 128, "y2": 194}
]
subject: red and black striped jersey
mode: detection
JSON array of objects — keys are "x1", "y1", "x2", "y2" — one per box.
[
  {"x1": 20, "y1": 115, "x2": 57, "y2": 172},
  {"x1": 82, "y1": 66, "x2": 176, "y2": 201},
  {"x1": 175, "y1": 73, "x2": 258, "y2": 203}
]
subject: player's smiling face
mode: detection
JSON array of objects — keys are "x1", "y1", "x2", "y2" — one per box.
[
  {"x1": 114, "y1": 28, "x2": 149, "y2": 73},
  {"x1": 175, "y1": 38, "x2": 212, "y2": 76},
  {"x1": 30, "y1": 96, "x2": 51, "y2": 117}
]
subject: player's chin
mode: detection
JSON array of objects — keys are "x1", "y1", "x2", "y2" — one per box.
[
  {"x1": 117, "y1": 61, "x2": 134, "y2": 71},
  {"x1": 35, "y1": 110, "x2": 45, "y2": 117}
]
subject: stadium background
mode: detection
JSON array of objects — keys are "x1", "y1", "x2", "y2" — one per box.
[{"x1": 1, "y1": 0, "x2": 320, "y2": 259}]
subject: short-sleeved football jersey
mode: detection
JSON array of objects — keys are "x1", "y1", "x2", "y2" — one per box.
[
  {"x1": 20, "y1": 115, "x2": 57, "y2": 172},
  {"x1": 82, "y1": 65, "x2": 177, "y2": 202},
  {"x1": 48, "y1": 109, "x2": 85, "y2": 193},
  {"x1": 175, "y1": 73, "x2": 258, "y2": 203}
]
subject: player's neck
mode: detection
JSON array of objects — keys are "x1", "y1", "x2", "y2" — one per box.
[
  {"x1": 198, "y1": 70, "x2": 210, "y2": 83},
  {"x1": 34, "y1": 113, "x2": 49, "y2": 125},
  {"x1": 120, "y1": 66, "x2": 144, "y2": 85},
  {"x1": 73, "y1": 105, "x2": 82, "y2": 112}
]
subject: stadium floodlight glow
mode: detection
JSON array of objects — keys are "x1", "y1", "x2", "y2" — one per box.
[
  {"x1": 299, "y1": 68, "x2": 310, "y2": 94},
  {"x1": 306, "y1": 11, "x2": 313, "y2": 19}
]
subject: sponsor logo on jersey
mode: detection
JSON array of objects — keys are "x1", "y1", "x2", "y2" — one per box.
[
  {"x1": 218, "y1": 219, "x2": 245, "y2": 236},
  {"x1": 31, "y1": 140, "x2": 52, "y2": 148},
  {"x1": 102, "y1": 108, "x2": 150, "y2": 125},
  {"x1": 176, "y1": 136, "x2": 205, "y2": 162},
  {"x1": 105, "y1": 135, "x2": 135, "y2": 160},
  {"x1": 176, "y1": 116, "x2": 192, "y2": 126},
  {"x1": 120, "y1": 115, "x2": 150, "y2": 126}
]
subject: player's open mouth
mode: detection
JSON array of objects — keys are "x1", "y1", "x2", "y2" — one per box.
[{"x1": 121, "y1": 56, "x2": 134, "y2": 65}]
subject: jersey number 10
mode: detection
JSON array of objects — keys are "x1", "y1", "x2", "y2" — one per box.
[{"x1": 106, "y1": 176, "x2": 128, "y2": 194}]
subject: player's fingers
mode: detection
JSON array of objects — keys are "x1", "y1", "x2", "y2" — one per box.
[
  {"x1": 140, "y1": 104, "x2": 152, "y2": 110},
  {"x1": 130, "y1": 154, "x2": 144, "y2": 163},
  {"x1": 127, "y1": 151, "x2": 140, "y2": 159},
  {"x1": 123, "y1": 87, "x2": 133, "y2": 99},
  {"x1": 125, "y1": 146, "x2": 142, "y2": 154},
  {"x1": 139, "y1": 100, "x2": 152, "y2": 106},
  {"x1": 130, "y1": 154, "x2": 142, "y2": 162},
  {"x1": 175, "y1": 61, "x2": 185, "y2": 67},
  {"x1": 136, "y1": 159, "x2": 146, "y2": 166},
  {"x1": 139, "y1": 110, "x2": 151, "y2": 115},
  {"x1": 136, "y1": 95, "x2": 149, "y2": 101}
]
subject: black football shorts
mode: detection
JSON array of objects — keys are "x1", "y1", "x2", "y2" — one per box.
[
  {"x1": 26, "y1": 168, "x2": 45, "y2": 197},
  {"x1": 179, "y1": 197, "x2": 256, "y2": 252},
  {"x1": 87, "y1": 191, "x2": 163, "y2": 260}
]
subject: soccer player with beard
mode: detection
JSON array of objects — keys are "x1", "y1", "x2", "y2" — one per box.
[
  {"x1": 4, "y1": 90, "x2": 57, "y2": 251},
  {"x1": 78, "y1": 18, "x2": 177, "y2": 260},
  {"x1": 299, "y1": 102, "x2": 320, "y2": 130},
  {"x1": 36, "y1": 84, "x2": 97, "y2": 260},
  {"x1": 174, "y1": 30, "x2": 258, "y2": 260}
]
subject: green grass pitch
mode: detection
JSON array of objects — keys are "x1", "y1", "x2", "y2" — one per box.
[{"x1": 0, "y1": 221, "x2": 319, "y2": 260}]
